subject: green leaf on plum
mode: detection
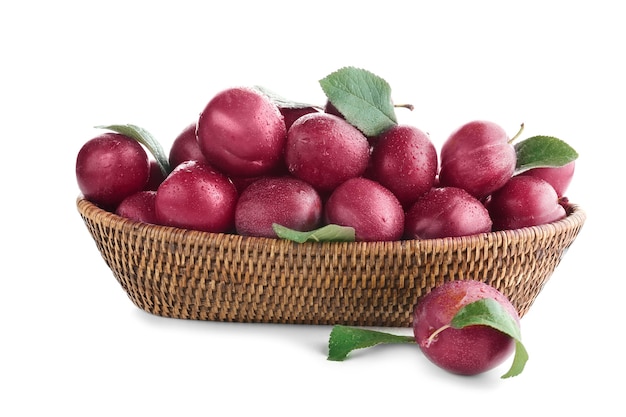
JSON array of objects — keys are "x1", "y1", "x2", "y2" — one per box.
[
  {"x1": 514, "y1": 135, "x2": 578, "y2": 175},
  {"x1": 272, "y1": 223, "x2": 355, "y2": 243},
  {"x1": 253, "y1": 85, "x2": 322, "y2": 110},
  {"x1": 327, "y1": 325, "x2": 415, "y2": 361},
  {"x1": 96, "y1": 124, "x2": 171, "y2": 177},
  {"x1": 451, "y1": 298, "x2": 528, "y2": 378},
  {"x1": 319, "y1": 66, "x2": 398, "y2": 137}
]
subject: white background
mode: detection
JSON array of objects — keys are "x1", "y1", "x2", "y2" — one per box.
[{"x1": 1, "y1": 1, "x2": 623, "y2": 415}]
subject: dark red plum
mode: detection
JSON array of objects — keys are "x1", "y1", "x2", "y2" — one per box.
[
  {"x1": 369, "y1": 125, "x2": 438, "y2": 208},
  {"x1": 280, "y1": 106, "x2": 320, "y2": 130},
  {"x1": 413, "y1": 280, "x2": 519, "y2": 376},
  {"x1": 197, "y1": 87, "x2": 287, "y2": 178},
  {"x1": 115, "y1": 190, "x2": 158, "y2": 224},
  {"x1": 485, "y1": 175, "x2": 566, "y2": 231},
  {"x1": 145, "y1": 159, "x2": 167, "y2": 191},
  {"x1": 324, "y1": 177, "x2": 404, "y2": 242},
  {"x1": 168, "y1": 122, "x2": 207, "y2": 169},
  {"x1": 76, "y1": 132, "x2": 150, "y2": 209},
  {"x1": 235, "y1": 176, "x2": 323, "y2": 238},
  {"x1": 439, "y1": 120, "x2": 516, "y2": 199},
  {"x1": 285, "y1": 112, "x2": 370, "y2": 193},
  {"x1": 155, "y1": 160, "x2": 238, "y2": 233},
  {"x1": 518, "y1": 161, "x2": 575, "y2": 197},
  {"x1": 404, "y1": 187, "x2": 492, "y2": 239}
]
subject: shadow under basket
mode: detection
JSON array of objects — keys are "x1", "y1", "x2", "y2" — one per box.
[{"x1": 77, "y1": 197, "x2": 586, "y2": 327}]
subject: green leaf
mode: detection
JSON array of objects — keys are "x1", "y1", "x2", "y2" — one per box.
[
  {"x1": 253, "y1": 85, "x2": 321, "y2": 110},
  {"x1": 319, "y1": 66, "x2": 397, "y2": 136},
  {"x1": 327, "y1": 325, "x2": 415, "y2": 361},
  {"x1": 451, "y1": 298, "x2": 529, "y2": 378},
  {"x1": 97, "y1": 124, "x2": 171, "y2": 176},
  {"x1": 272, "y1": 223, "x2": 355, "y2": 243},
  {"x1": 514, "y1": 135, "x2": 579, "y2": 174}
]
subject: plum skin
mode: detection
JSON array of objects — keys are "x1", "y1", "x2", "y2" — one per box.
[
  {"x1": 76, "y1": 132, "x2": 150, "y2": 209},
  {"x1": 518, "y1": 161, "x2": 575, "y2": 197},
  {"x1": 324, "y1": 177, "x2": 404, "y2": 242},
  {"x1": 285, "y1": 112, "x2": 370, "y2": 194},
  {"x1": 369, "y1": 125, "x2": 438, "y2": 208},
  {"x1": 197, "y1": 87, "x2": 287, "y2": 178},
  {"x1": 413, "y1": 280, "x2": 519, "y2": 376},
  {"x1": 235, "y1": 176, "x2": 323, "y2": 238},
  {"x1": 169, "y1": 122, "x2": 207, "y2": 169},
  {"x1": 486, "y1": 175, "x2": 566, "y2": 231},
  {"x1": 155, "y1": 160, "x2": 238, "y2": 233},
  {"x1": 115, "y1": 190, "x2": 158, "y2": 224},
  {"x1": 404, "y1": 187, "x2": 492, "y2": 239},
  {"x1": 438, "y1": 120, "x2": 516, "y2": 199}
]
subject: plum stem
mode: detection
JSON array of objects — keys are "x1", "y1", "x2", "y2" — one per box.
[
  {"x1": 508, "y1": 123, "x2": 525, "y2": 144},
  {"x1": 425, "y1": 324, "x2": 451, "y2": 347},
  {"x1": 394, "y1": 103, "x2": 415, "y2": 111}
]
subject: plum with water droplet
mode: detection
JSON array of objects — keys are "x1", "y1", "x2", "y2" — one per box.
[
  {"x1": 368, "y1": 125, "x2": 438, "y2": 208},
  {"x1": 197, "y1": 87, "x2": 287, "y2": 178},
  {"x1": 439, "y1": 120, "x2": 516, "y2": 199},
  {"x1": 285, "y1": 112, "x2": 370, "y2": 194},
  {"x1": 324, "y1": 177, "x2": 404, "y2": 242},
  {"x1": 518, "y1": 161, "x2": 575, "y2": 197},
  {"x1": 76, "y1": 132, "x2": 150, "y2": 209},
  {"x1": 485, "y1": 175, "x2": 566, "y2": 230},
  {"x1": 413, "y1": 280, "x2": 519, "y2": 376},
  {"x1": 168, "y1": 122, "x2": 207, "y2": 169},
  {"x1": 404, "y1": 187, "x2": 492, "y2": 239},
  {"x1": 155, "y1": 160, "x2": 238, "y2": 233},
  {"x1": 115, "y1": 190, "x2": 158, "y2": 224},
  {"x1": 235, "y1": 176, "x2": 323, "y2": 238}
]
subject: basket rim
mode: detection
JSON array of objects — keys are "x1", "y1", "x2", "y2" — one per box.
[{"x1": 76, "y1": 196, "x2": 586, "y2": 249}]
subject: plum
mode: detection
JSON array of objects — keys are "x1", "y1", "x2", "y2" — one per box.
[
  {"x1": 368, "y1": 125, "x2": 438, "y2": 208},
  {"x1": 485, "y1": 175, "x2": 566, "y2": 231},
  {"x1": 280, "y1": 106, "x2": 320, "y2": 130},
  {"x1": 324, "y1": 177, "x2": 404, "y2": 242},
  {"x1": 235, "y1": 176, "x2": 323, "y2": 238},
  {"x1": 145, "y1": 159, "x2": 167, "y2": 191},
  {"x1": 518, "y1": 161, "x2": 575, "y2": 197},
  {"x1": 115, "y1": 190, "x2": 158, "y2": 224},
  {"x1": 413, "y1": 280, "x2": 519, "y2": 376},
  {"x1": 285, "y1": 112, "x2": 370, "y2": 193},
  {"x1": 196, "y1": 87, "x2": 287, "y2": 178},
  {"x1": 438, "y1": 120, "x2": 516, "y2": 199},
  {"x1": 76, "y1": 132, "x2": 150, "y2": 209},
  {"x1": 155, "y1": 160, "x2": 238, "y2": 233},
  {"x1": 404, "y1": 187, "x2": 492, "y2": 239},
  {"x1": 168, "y1": 122, "x2": 207, "y2": 169}
]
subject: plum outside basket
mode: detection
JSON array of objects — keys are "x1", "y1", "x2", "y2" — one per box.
[{"x1": 77, "y1": 197, "x2": 585, "y2": 327}]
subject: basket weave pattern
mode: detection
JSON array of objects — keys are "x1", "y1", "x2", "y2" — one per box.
[{"x1": 77, "y1": 198, "x2": 585, "y2": 327}]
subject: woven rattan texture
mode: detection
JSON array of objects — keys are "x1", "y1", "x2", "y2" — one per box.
[{"x1": 77, "y1": 198, "x2": 585, "y2": 327}]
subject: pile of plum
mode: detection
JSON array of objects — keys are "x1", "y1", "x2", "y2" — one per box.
[{"x1": 76, "y1": 74, "x2": 576, "y2": 242}]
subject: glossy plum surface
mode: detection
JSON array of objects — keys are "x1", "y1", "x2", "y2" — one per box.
[
  {"x1": 413, "y1": 280, "x2": 519, "y2": 376},
  {"x1": 115, "y1": 190, "x2": 158, "y2": 224},
  {"x1": 439, "y1": 120, "x2": 516, "y2": 199},
  {"x1": 280, "y1": 106, "x2": 320, "y2": 130},
  {"x1": 404, "y1": 187, "x2": 492, "y2": 239},
  {"x1": 486, "y1": 175, "x2": 566, "y2": 230},
  {"x1": 285, "y1": 112, "x2": 370, "y2": 193},
  {"x1": 197, "y1": 87, "x2": 287, "y2": 177},
  {"x1": 168, "y1": 122, "x2": 207, "y2": 169},
  {"x1": 518, "y1": 161, "x2": 575, "y2": 197},
  {"x1": 324, "y1": 177, "x2": 404, "y2": 242},
  {"x1": 155, "y1": 160, "x2": 238, "y2": 233},
  {"x1": 368, "y1": 125, "x2": 438, "y2": 208},
  {"x1": 76, "y1": 132, "x2": 150, "y2": 209},
  {"x1": 235, "y1": 176, "x2": 323, "y2": 238}
]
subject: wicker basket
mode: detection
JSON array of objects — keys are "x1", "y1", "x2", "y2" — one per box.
[{"x1": 77, "y1": 197, "x2": 585, "y2": 327}]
